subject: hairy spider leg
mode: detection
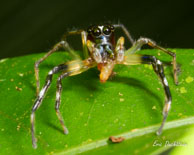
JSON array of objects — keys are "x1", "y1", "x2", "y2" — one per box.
[
  {"x1": 125, "y1": 37, "x2": 178, "y2": 85},
  {"x1": 55, "y1": 58, "x2": 96, "y2": 135},
  {"x1": 31, "y1": 58, "x2": 96, "y2": 148},
  {"x1": 35, "y1": 30, "x2": 88, "y2": 95},
  {"x1": 121, "y1": 54, "x2": 172, "y2": 136},
  {"x1": 61, "y1": 29, "x2": 89, "y2": 58},
  {"x1": 34, "y1": 41, "x2": 81, "y2": 95},
  {"x1": 31, "y1": 63, "x2": 68, "y2": 148},
  {"x1": 35, "y1": 41, "x2": 66, "y2": 95},
  {"x1": 142, "y1": 55, "x2": 172, "y2": 135},
  {"x1": 113, "y1": 24, "x2": 134, "y2": 45},
  {"x1": 55, "y1": 72, "x2": 69, "y2": 135}
]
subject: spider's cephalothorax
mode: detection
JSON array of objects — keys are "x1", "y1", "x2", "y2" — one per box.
[
  {"x1": 31, "y1": 23, "x2": 179, "y2": 148},
  {"x1": 86, "y1": 24, "x2": 125, "y2": 82}
]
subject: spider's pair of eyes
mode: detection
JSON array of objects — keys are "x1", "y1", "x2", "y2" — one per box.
[{"x1": 87, "y1": 26, "x2": 114, "y2": 36}]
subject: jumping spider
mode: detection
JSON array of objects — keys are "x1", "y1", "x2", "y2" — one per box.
[{"x1": 31, "y1": 24, "x2": 178, "y2": 148}]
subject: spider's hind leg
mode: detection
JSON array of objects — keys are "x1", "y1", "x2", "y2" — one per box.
[
  {"x1": 142, "y1": 55, "x2": 172, "y2": 135},
  {"x1": 54, "y1": 58, "x2": 96, "y2": 136},
  {"x1": 122, "y1": 54, "x2": 172, "y2": 135},
  {"x1": 55, "y1": 72, "x2": 70, "y2": 135},
  {"x1": 31, "y1": 64, "x2": 68, "y2": 148}
]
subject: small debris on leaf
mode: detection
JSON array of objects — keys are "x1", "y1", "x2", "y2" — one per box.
[
  {"x1": 120, "y1": 98, "x2": 124, "y2": 102},
  {"x1": 185, "y1": 76, "x2": 193, "y2": 83},
  {"x1": 131, "y1": 128, "x2": 138, "y2": 132},
  {"x1": 15, "y1": 86, "x2": 22, "y2": 91},
  {"x1": 157, "y1": 87, "x2": 160, "y2": 91},
  {"x1": 18, "y1": 73, "x2": 24, "y2": 77},
  {"x1": 180, "y1": 87, "x2": 187, "y2": 93},
  {"x1": 119, "y1": 92, "x2": 123, "y2": 96},
  {"x1": 109, "y1": 136, "x2": 125, "y2": 143}
]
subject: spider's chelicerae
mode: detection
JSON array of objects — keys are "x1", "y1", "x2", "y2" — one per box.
[{"x1": 31, "y1": 24, "x2": 178, "y2": 148}]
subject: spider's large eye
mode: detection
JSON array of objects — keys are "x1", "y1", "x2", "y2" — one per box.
[
  {"x1": 103, "y1": 26, "x2": 111, "y2": 35},
  {"x1": 92, "y1": 27, "x2": 101, "y2": 36}
]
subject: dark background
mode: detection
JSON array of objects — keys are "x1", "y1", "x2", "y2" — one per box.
[{"x1": 0, "y1": 0, "x2": 193, "y2": 59}]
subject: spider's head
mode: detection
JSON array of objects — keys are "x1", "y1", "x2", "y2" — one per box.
[{"x1": 86, "y1": 24, "x2": 116, "y2": 63}]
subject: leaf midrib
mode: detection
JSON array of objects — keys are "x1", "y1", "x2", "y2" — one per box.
[{"x1": 54, "y1": 116, "x2": 194, "y2": 155}]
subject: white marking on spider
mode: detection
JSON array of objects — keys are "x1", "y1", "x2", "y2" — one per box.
[
  {"x1": 157, "y1": 60, "x2": 162, "y2": 65},
  {"x1": 30, "y1": 113, "x2": 35, "y2": 124},
  {"x1": 168, "y1": 100, "x2": 172, "y2": 105},
  {"x1": 60, "y1": 41, "x2": 65, "y2": 44},
  {"x1": 98, "y1": 26, "x2": 103, "y2": 30},
  {"x1": 163, "y1": 77, "x2": 168, "y2": 86},
  {"x1": 144, "y1": 38, "x2": 149, "y2": 43},
  {"x1": 39, "y1": 87, "x2": 46, "y2": 98},
  {"x1": 48, "y1": 70, "x2": 53, "y2": 75},
  {"x1": 56, "y1": 92, "x2": 60, "y2": 100}
]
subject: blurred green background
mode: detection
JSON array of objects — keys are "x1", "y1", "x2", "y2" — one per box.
[{"x1": 0, "y1": 0, "x2": 193, "y2": 59}]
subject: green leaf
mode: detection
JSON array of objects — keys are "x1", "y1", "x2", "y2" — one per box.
[
  {"x1": 0, "y1": 49, "x2": 194, "y2": 154},
  {"x1": 170, "y1": 124, "x2": 194, "y2": 155}
]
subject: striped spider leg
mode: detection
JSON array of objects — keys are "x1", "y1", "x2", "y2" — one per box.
[
  {"x1": 113, "y1": 24, "x2": 134, "y2": 45},
  {"x1": 31, "y1": 58, "x2": 96, "y2": 148},
  {"x1": 34, "y1": 29, "x2": 88, "y2": 95},
  {"x1": 116, "y1": 37, "x2": 172, "y2": 135},
  {"x1": 125, "y1": 37, "x2": 179, "y2": 85}
]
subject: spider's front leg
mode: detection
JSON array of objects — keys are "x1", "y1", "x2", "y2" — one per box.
[
  {"x1": 113, "y1": 24, "x2": 134, "y2": 45},
  {"x1": 35, "y1": 29, "x2": 88, "y2": 95},
  {"x1": 34, "y1": 40, "x2": 80, "y2": 95},
  {"x1": 121, "y1": 54, "x2": 172, "y2": 135},
  {"x1": 31, "y1": 58, "x2": 96, "y2": 149},
  {"x1": 125, "y1": 37, "x2": 179, "y2": 85},
  {"x1": 61, "y1": 29, "x2": 89, "y2": 58}
]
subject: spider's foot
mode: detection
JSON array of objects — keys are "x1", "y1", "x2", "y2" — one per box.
[
  {"x1": 32, "y1": 140, "x2": 37, "y2": 149},
  {"x1": 56, "y1": 110, "x2": 69, "y2": 135},
  {"x1": 156, "y1": 128, "x2": 162, "y2": 136},
  {"x1": 63, "y1": 126, "x2": 69, "y2": 135}
]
